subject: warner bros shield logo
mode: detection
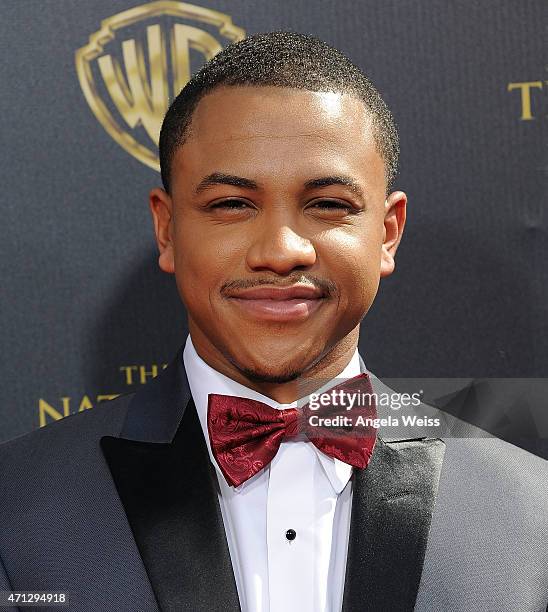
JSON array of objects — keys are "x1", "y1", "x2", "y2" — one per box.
[{"x1": 75, "y1": 1, "x2": 246, "y2": 171}]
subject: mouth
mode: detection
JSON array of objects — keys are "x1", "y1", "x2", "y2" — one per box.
[
  {"x1": 225, "y1": 284, "x2": 328, "y2": 322},
  {"x1": 228, "y1": 296, "x2": 325, "y2": 322}
]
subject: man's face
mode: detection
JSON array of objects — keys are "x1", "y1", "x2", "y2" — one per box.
[{"x1": 150, "y1": 86, "x2": 406, "y2": 389}]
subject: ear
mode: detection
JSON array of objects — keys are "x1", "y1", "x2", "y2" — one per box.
[
  {"x1": 149, "y1": 187, "x2": 175, "y2": 274},
  {"x1": 380, "y1": 190, "x2": 407, "y2": 278}
]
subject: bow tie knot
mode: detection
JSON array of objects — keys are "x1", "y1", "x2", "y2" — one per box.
[{"x1": 279, "y1": 407, "x2": 301, "y2": 439}]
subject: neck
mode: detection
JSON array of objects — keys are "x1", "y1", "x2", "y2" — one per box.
[{"x1": 188, "y1": 325, "x2": 360, "y2": 403}]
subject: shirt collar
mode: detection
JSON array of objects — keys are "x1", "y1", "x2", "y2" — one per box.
[{"x1": 183, "y1": 334, "x2": 364, "y2": 494}]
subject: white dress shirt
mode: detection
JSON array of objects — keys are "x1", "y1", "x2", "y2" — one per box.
[{"x1": 183, "y1": 334, "x2": 363, "y2": 612}]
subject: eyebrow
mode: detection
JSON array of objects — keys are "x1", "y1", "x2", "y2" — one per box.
[
  {"x1": 303, "y1": 176, "x2": 365, "y2": 199},
  {"x1": 193, "y1": 172, "x2": 365, "y2": 199},
  {"x1": 194, "y1": 173, "x2": 258, "y2": 195}
]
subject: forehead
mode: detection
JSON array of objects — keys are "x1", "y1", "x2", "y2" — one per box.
[{"x1": 172, "y1": 86, "x2": 385, "y2": 191}]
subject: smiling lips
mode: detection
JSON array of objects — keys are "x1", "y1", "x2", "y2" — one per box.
[{"x1": 226, "y1": 285, "x2": 327, "y2": 322}]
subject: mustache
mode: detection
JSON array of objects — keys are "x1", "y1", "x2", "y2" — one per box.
[{"x1": 221, "y1": 274, "x2": 337, "y2": 298}]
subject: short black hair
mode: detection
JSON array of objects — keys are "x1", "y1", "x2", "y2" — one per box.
[{"x1": 159, "y1": 31, "x2": 399, "y2": 195}]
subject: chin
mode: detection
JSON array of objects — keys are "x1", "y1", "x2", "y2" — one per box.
[
  {"x1": 228, "y1": 349, "x2": 308, "y2": 385},
  {"x1": 237, "y1": 363, "x2": 304, "y2": 385}
]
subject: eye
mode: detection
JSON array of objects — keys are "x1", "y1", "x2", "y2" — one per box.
[
  {"x1": 310, "y1": 199, "x2": 355, "y2": 213},
  {"x1": 209, "y1": 198, "x2": 251, "y2": 210}
]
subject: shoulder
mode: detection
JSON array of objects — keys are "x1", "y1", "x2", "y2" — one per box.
[
  {"x1": 418, "y1": 436, "x2": 548, "y2": 607},
  {"x1": 369, "y1": 372, "x2": 548, "y2": 511},
  {"x1": 369, "y1": 372, "x2": 548, "y2": 486},
  {"x1": 439, "y1": 435, "x2": 548, "y2": 506},
  {"x1": 0, "y1": 392, "x2": 134, "y2": 473}
]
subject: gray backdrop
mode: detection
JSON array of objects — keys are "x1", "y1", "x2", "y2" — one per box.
[{"x1": 1, "y1": 1, "x2": 546, "y2": 456}]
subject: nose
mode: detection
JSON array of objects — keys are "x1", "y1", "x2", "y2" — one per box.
[{"x1": 246, "y1": 221, "x2": 317, "y2": 275}]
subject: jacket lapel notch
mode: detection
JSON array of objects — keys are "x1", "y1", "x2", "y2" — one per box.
[{"x1": 118, "y1": 346, "x2": 191, "y2": 443}]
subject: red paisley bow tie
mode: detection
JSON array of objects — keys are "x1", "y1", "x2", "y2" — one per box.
[{"x1": 207, "y1": 373, "x2": 378, "y2": 487}]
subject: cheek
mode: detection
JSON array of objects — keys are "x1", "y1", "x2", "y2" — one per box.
[
  {"x1": 171, "y1": 229, "x2": 207, "y2": 307},
  {"x1": 172, "y1": 226, "x2": 243, "y2": 308},
  {"x1": 322, "y1": 227, "x2": 383, "y2": 311}
]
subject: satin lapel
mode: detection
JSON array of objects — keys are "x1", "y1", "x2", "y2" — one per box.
[
  {"x1": 342, "y1": 436, "x2": 446, "y2": 612},
  {"x1": 101, "y1": 398, "x2": 240, "y2": 612},
  {"x1": 100, "y1": 346, "x2": 240, "y2": 612}
]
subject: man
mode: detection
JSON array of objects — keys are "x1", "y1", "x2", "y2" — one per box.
[{"x1": 0, "y1": 31, "x2": 547, "y2": 612}]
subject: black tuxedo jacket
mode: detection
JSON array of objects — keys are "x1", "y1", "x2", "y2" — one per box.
[{"x1": 0, "y1": 347, "x2": 547, "y2": 611}]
